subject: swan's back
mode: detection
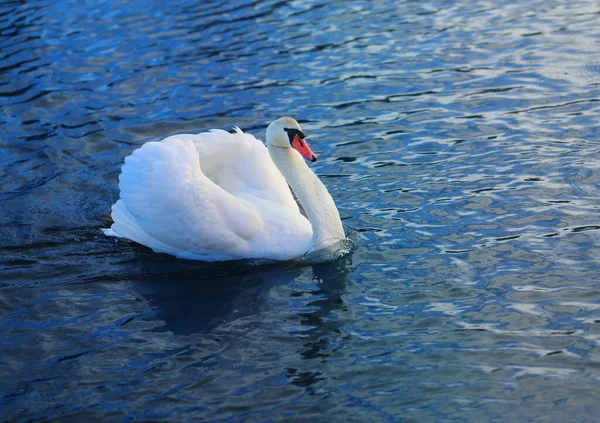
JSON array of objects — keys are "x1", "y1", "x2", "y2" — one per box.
[
  {"x1": 171, "y1": 129, "x2": 297, "y2": 207},
  {"x1": 105, "y1": 128, "x2": 312, "y2": 261}
]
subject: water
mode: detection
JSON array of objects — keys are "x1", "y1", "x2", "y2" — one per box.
[{"x1": 2, "y1": 0, "x2": 600, "y2": 421}]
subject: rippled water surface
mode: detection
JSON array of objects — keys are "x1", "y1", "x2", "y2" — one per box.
[{"x1": 2, "y1": 0, "x2": 600, "y2": 421}]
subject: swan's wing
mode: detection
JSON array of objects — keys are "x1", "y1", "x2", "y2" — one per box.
[
  {"x1": 111, "y1": 135, "x2": 273, "y2": 260},
  {"x1": 172, "y1": 128, "x2": 299, "y2": 210}
]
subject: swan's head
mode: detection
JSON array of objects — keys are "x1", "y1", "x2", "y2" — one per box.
[{"x1": 266, "y1": 117, "x2": 317, "y2": 162}]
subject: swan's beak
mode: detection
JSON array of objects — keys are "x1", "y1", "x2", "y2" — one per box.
[{"x1": 291, "y1": 135, "x2": 318, "y2": 162}]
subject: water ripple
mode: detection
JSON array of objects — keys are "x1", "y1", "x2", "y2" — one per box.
[{"x1": 2, "y1": 0, "x2": 600, "y2": 421}]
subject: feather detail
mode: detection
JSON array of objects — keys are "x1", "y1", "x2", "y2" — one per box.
[{"x1": 107, "y1": 128, "x2": 313, "y2": 261}]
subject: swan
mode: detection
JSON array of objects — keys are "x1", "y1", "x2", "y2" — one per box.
[{"x1": 103, "y1": 117, "x2": 346, "y2": 261}]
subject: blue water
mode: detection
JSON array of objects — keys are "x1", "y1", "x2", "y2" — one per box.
[{"x1": 2, "y1": 0, "x2": 600, "y2": 421}]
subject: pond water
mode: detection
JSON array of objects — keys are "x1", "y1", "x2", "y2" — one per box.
[{"x1": 2, "y1": 0, "x2": 600, "y2": 421}]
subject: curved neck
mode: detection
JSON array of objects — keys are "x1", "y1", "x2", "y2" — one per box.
[{"x1": 268, "y1": 146, "x2": 345, "y2": 250}]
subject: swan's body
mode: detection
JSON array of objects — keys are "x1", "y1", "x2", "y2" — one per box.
[{"x1": 104, "y1": 117, "x2": 345, "y2": 261}]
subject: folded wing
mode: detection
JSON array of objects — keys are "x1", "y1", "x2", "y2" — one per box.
[{"x1": 109, "y1": 129, "x2": 298, "y2": 261}]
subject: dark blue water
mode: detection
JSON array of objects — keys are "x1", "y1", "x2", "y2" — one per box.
[{"x1": 2, "y1": 0, "x2": 600, "y2": 421}]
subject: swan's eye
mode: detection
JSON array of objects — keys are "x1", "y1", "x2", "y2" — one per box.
[{"x1": 284, "y1": 127, "x2": 306, "y2": 145}]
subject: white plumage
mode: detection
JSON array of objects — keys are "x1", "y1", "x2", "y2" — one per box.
[{"x1": 104, "y1": 118, "x2": 345, "y2": 261}]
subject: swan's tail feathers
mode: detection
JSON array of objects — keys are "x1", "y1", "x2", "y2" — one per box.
[
  {"x1": 106, "y1": 199, "x2": 162, "y2": 249},
  {"x1": 109, "y1": 199, "x2": 143, "y2": 240},
  {"x1": 103, "y1": 199, "x2": 142, "y2": 239}
]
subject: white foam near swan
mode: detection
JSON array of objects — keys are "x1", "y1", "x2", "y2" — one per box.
[{"x1": 103, "y1": 117, "x2": 346, "y2": 261}]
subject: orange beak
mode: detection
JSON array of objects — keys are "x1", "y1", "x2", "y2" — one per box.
[{"x1": 291, "y1": 135, "x2": 317, "y2": 162}]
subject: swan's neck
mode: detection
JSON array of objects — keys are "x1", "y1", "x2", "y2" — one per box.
[{"x1": 268, "y1": 146, "x2": 345, "y2": 250}]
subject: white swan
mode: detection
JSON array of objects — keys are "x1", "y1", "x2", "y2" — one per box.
[{"x1": 103, "y1": 117, "x2": 346, "y2": 261}]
